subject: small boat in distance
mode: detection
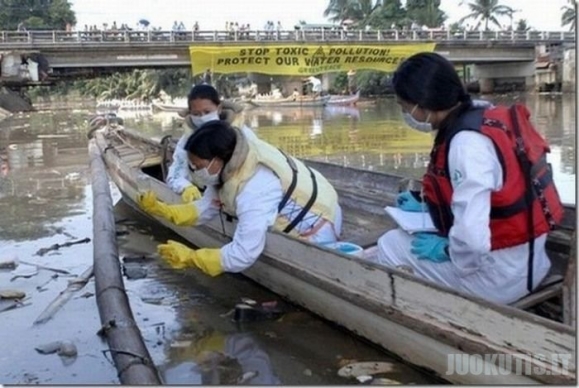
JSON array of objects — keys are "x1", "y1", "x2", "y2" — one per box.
[
  {"x1": 248, "y1": 95, "x2": 331, "y2": 108},
  {"x1": 327, "y1": 91, "x2": 360, "y2": 106}
]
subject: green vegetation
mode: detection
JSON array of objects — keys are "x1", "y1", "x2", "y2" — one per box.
[
  {"x1": 458, "y1": 0, "x2": 514, "y2": 31},
  {"x1": 561, "y1": 0, "x2": 576, "y2": 31},
  {"x1": 0, "y1": 0, "x2": 76, "y2": 30},
  {"x1": 323, "y1": 0, "x2": 445, "y2": 29}
]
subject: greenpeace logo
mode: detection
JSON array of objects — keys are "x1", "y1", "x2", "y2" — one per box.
[{"x1": 446, "y1": 353, "x2": 573, "y2": 376}]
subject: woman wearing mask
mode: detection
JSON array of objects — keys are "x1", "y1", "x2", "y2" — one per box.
[
  {"x1": 137, "y1": 120, "x2": 342, "y2": 277},
  {"x1": 167, "y1": 84, "x2": 243, "y2": 202},
  {"x1": 376, "y1": 52, "x2": 564, "y2": 304}
]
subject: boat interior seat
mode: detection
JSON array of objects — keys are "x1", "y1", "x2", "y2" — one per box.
[{"x1": 510, "y1": 273, "x2": 565, "y2": 310}]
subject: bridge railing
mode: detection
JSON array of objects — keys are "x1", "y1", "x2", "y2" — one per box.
[{"x1": 0, "y1": 29, "x2": 575, "y2": 45}]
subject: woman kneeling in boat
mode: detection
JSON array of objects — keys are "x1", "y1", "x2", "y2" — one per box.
[
  {"x1": 166, "y1": 84, "x2": 243, "y2": 203},
  {"x1": 137, "y1": 120, "x2": 343, "y2": 276},
  {"x1": 376, "y1": 52, "x2": 564, "y2": 304}
]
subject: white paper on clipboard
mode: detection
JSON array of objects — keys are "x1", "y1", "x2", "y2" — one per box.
[{"x1": 384, "y1": 206, "x2": 438, "y2": 234}]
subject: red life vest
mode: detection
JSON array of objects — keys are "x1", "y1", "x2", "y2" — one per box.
[{"x1": 423, "y1": 103, "x2": 564, "y2": 250}]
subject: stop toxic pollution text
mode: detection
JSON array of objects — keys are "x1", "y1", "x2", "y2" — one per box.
[{"x1": 189, "y1": 43, "x2": 436, "y2": 76}]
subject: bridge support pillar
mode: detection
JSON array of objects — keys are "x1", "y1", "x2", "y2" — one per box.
[
  {"x1": 473, "y1": 62, "x2": 535, "y2": 93},
  {"x1": 478, "y1": 78, "x2": 494, "y2": 94}
]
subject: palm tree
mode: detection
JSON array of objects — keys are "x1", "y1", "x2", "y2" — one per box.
[
  {"x1": 458, "y1": 0, "x2": 514, "y2": 31},
  {"x1": 324, "y1": 0, "x2": 380, "y2": 26},
  {"x1": 324, "y1": 0, "x2": 354, "y2": 23},
  {"x1": 561, "y1": 0, "x2": 576, "y2": 31}
]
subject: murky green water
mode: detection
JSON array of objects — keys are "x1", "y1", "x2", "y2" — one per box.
[{"x1": 0, "y1": 93, "x2": 574, "y2": 384}]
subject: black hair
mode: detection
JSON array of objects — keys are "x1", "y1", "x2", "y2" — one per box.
[
  {"x1": 392, "y1": 52, "x2": 471, "y2": 111},
  {"x1": 184, "y1": 120, "x2": 236, "y2": 164},
  {"x1": 187, "y1": 84, "x2": 221, "y2": 109}
]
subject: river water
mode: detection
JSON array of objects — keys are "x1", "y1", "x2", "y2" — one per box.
[{"x1": 0, "y1": 93, "x2": 574, "y2": 384}]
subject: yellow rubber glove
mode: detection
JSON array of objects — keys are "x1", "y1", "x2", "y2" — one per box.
[
  {"x1": 181, "y1": 185, "x2": 202, "y2": 203},
  {"x1": 136, "y1": 191, "x2": 198, "y2": 226},
  {"x1": 157, "y1": 240, "x2": 224, "y2": 276}
]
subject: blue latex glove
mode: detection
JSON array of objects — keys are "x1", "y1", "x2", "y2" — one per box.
[
  {"x1": 396, "y1": 190, "x2": 426, "y2": 212},
  {"x1": 410, "y1": 233, "x2": 450, "y2": 263}
]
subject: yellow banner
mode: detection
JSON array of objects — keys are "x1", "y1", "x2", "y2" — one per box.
[{"x1": 189, "y1": 43, "x2": 436, "y2": 76}]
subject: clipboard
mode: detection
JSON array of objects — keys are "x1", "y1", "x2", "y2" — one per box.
[{"x1": 384, "y1": 206, "x2": 437, "y2": 234}]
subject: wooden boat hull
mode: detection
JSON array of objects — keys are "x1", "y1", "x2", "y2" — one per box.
[
  {"x1": 249, "y1": 95, "x2": 331, "y2": 108},
  {"x1": 327, "y1": 91, "x2": 360, "y2": 106},
  {"x1": 94, "y1": 128, "x2": 576, "y2": 384},
  {"x1": 151, "y1": 102, "x2": 187, "y2": 112}
]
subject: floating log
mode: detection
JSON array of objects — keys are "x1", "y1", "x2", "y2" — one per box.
[
  {"x1": 33, "y1": 266, "x2": 93, "y2": 325},
  {"x1": 88, "y1": 139, "x2": 162, "y2": 385}
]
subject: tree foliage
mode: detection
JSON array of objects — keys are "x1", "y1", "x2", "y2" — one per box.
[
  {"x1": 323, "y1": 0, "x2": 446, "y2": 29},
  {"x1": 458, "y1": 0, "x2": 513, "y2": 31},
  {"x1": 405, "y1": 0, "x2": 446, "y2": 28},
  {"x1": 0, "y1": 0, "x2": 76, "y2": 30},
  {"x1": 73, "y1": 69, "x2": 192, "y2": 101},
  {"x1": 561, "y1": 0, "x2": 576, "y2": 31}
]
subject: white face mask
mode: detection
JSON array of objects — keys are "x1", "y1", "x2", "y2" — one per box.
[
  {"x1": 193, "y1": 158, "x2": 221, "y2": 186},
  {"x1": 190, "y1": 111, "x2": 220, "y2": 128},
  {"x1": 403, "y1": 105, "x2": 432, "y2": 133}
]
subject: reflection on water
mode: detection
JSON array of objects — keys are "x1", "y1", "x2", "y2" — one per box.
[
  {"x1": 0, "y1": 111, "x2": 90, "y2": 241},
  {"x1": 162, "y1": 332, "x2": 280, "y2": 385},
  {"x1": 122, "y1": 93, "x2": 575, "y2": 204}
]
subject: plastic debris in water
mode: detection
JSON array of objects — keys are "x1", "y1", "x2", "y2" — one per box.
[{"x1": 338, "y1": 362, "x2": 396, "y2": 378}]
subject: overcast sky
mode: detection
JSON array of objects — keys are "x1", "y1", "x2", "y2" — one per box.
[{"x1": 69, "y1": 0, "x2": 572, "y2": 31}]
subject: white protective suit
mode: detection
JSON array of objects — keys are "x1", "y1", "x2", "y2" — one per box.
[
  {"x1": 376, "y1": 130, "x2": 551, "y2": 305},
  {"x1": 166, "y1": 132, "x2": 196, "y2": 194},
  {"x1": 192, "y1": 163, "x2": 342, "y2": 274},
  {"x1": 308, "y1": 76, "x2": 322, "y2": 93}
]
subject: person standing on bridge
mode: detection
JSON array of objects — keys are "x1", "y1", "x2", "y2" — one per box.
[
  {"x1": 166, "y1": 84, "x2": 243, "y2": 202},
  {"x1": 137, "y1": 120, "x2": 342, "y2": 277},
  {"x1": 202, "y1": 68, "x2": 213, "y2": 85},
  {"x1": 375, "y1": 52, "x2": 564, "y2": 305}
]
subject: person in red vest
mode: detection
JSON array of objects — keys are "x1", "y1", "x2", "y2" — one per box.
[{"x1": 376, "y1": 52, "x2": 564, "y2": 304}]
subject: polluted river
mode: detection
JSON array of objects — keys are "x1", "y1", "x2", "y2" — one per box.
[{"x1": 0, "y1": 93, "x2": 574, "y2": 384}]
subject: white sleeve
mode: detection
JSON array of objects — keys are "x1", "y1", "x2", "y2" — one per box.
[
  {"x1": 166, "y1": 134, "x2": 192, "y2": 194},
  {"x1": 193, "y1": 185, "x2": 221, "y2": 224},
  {"x1": 447, "y1": 131, "x2": 503, "y2": 277},
  {"x1": 220, "y1": 166, "x2": 282, "y2": 273}
]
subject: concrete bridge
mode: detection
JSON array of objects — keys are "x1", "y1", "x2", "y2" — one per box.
[{"x1": 0, "y1": 29, "x2": 575, "y2": 93}]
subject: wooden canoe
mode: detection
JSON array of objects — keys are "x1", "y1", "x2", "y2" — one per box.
[
  {"x1": 327, "y1": 91, "x2": 360, "y2": 106},
  {"x1": 93, "y1": 126, "x2": 576, "y2": 385},
  {"x1": 248, "y1": 95, "x2": 331, "y2": 108}
]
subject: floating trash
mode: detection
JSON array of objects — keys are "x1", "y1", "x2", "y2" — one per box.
[{"x1": 338, "y1": 362, "x2": 395, "y2": 378}]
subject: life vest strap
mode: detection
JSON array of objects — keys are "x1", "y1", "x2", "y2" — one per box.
[{"x1": 277, "y1": 148, "x2": 298, "y2": 213}]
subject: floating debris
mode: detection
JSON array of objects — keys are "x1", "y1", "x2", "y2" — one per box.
[
  {"x1": 303, "y1": 369, "x2": 312, "y2": 376},
  {"x1": 0, "y1": 289, "x2": 26, "y2": 299},
  {"x1": 10, "y1": 264, "x2": 38, "y2": 281},
  {"x1": 237, "y1": 371, "x2": 259, "y2": 384},
  {"x1": 122, "y1": 255, "x2": 155, "y2": 263},
  {"x1": 232, "y1": 303, "x2": 284, "y2": 323},
  {"x1": 338, "y1": 362, "x2": 396, "y2": 378},
  {"x1": 35, "y1": 237, "x2": 91, "y2": 256},
  {"x1": 122, "y1": 263, "x2": 148, "y2": 280},
  {"x1": 370, "y1": 377, "x2": 402, "y2": 385},
  {"x1": 356, "y1": 375, "x2": 373, "y2": 383},
  {"x1": 35, "y1": 340, "x2": 77, "y2": 357},
  {"x1": 0, "y1": 258, "x2": 18, "y2": 270}
]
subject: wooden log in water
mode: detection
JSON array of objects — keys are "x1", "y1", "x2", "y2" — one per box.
[{"x1": 88, "y1": 139, "x2": 162, "y2": 385}]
